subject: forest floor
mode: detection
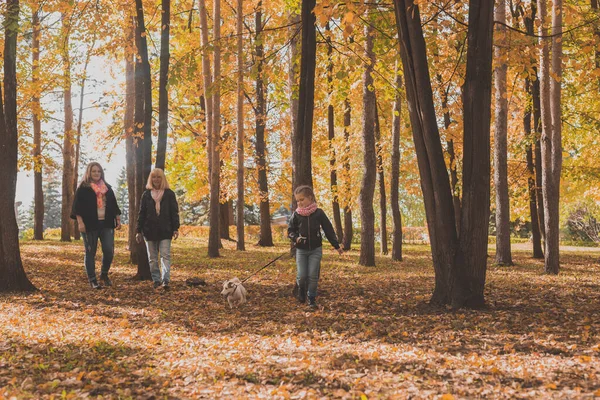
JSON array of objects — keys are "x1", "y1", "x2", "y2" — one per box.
[{"x1": 1, "y1": 238, "x2": 600, "y2": 399}]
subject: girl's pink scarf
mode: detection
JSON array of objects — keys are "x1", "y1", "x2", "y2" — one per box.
[
  {"x1": 296, "y1": 202, "x2": 318, "y2": 217},
  {"x1": 151, "y1": 189, "x2": 165, "y2": 215},
  {"x1": 90, "y1": 180, "x2": 108, "y2": 209}
]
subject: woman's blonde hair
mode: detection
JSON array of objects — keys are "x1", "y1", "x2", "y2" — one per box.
[
  {"x1": 80, "y1": 162, "x2": 105, "y2": 187},
  {"x1": 146, "y1": 168, "x2": 170, "y2": 190}
]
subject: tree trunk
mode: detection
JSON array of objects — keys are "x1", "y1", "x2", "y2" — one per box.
[
  {"x1": 155, "y1": 0, "x2": 170, "y2": 170},
  {"x1": 538, "y1": 0, "x2": 561, "y2": 274},
  {"x1": 394, "y1": 0, "x2": 458, "y2": 305},
  {"x1": 220, "y1": 201, "x2": 231, "y2": 240},
  {"x1": 288, "y1": 11, "x2": 300, "y2": 212},
  {"x1": 255, "y1": 3, "x2": 273, "y2": 247},
  {"x1": 594, "y1": 0, "x2": 600, "y2": 87},
  {"x1": 524, "y1": 2, "x2": 544, "y2": 258},
  {"x1": 236, "y1": 0, "x2": 245, "y2": 251},
  {"x1": 125, "y1": 17, "x2": 137, "y2": 263},
  {"x1": 0, "y1": 0, "x2": 36, "y2": 292},
  {"x1": 453, "y1": 0, "x2": 494, "y2": 308},
  {"x1": 533, "y1": 75, "x2": 545, "y2": 242},
  {"x1": 359, "y1": 17, "x2": 377, "y2": 267},
  {"x1": 73, "y1": 38, "x2": 95, "y2": 242},
  {"x1": 439, "y1": 85, "x2": 461, "y2": 234},
  {"x1": 342, "y1": 99, "x2": 353, "y2": 251},
  {"x1": 292, "y1": 0, "x2": 316, "y2": 191},
  {"x1": 375, "y1": 102, "x2": 388, "y2": 256},
  {"x1": 32, "y1": 7, "x2": 43, "y2": 241},
  {"x1": 326, "y1": 24, "x2": 343, "y2": 243},
  {"x1": 61, "y1": 12, "x2": 74, "y2": 242},
  {"x1": 493, "y1": 0, "x2": 513, "y2": 266},
  {"x1": 133, "y1": 0, "x2": 152, "y2": 280},
  {"x1": 391, "y1": 69, "x2": 403, "y2": 261}
]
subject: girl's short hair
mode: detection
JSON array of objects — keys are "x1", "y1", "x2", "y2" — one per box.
[
  {"x1": 294, "y1": 185, "x2": 315, "y2": 200},
  {"x1": 146, "y1": 168, "x2": 170, "y2": 190},
  {"x1": 80, "y1": 162, "x2": 105, "y2": 187}
]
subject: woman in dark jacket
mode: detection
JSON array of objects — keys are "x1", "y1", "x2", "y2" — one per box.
[
  {"x1": 71, "y1": 162, "x2": 121, "y2": 289},
  {"x1": 136, "y1": 168, "x2": 180, "y2": 290}
]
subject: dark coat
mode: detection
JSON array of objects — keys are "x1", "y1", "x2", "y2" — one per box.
[
  {"x1": 136, "y1": 189, "x2": 180, "y2": 241},
  {"x1": 70, "y1": 184, "x2": 121, "y2": 231},
  {"x1": 288, "y1": 208, "x2": 340, "y2": 250}
]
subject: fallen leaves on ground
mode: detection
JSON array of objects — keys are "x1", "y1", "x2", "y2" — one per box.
[{"x1": 1, "y1": 239, "x2": 599, "y2": 399}]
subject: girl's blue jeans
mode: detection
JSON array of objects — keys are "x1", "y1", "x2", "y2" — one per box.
[
  {"x1": 145, "y1": 239, "x2": 172, "y2": 284},
  {"x1": 295, "y1": 246, "x2": 323, "y2": 298}
]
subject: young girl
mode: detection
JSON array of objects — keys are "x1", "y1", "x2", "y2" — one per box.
[
  {"x1": 71, "y1": 162, "x2": 122, "y2": 289},
  {"x1": 136, "y1": 168, "x2": 180, "y2": 290},
  {"x1": 288, "y1": 185, "x2": 343, "y2": 308}
]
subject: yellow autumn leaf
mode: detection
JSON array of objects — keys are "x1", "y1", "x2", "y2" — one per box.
[{"x1": 441, "y1": 394, "x2": 455, "y2": 400}]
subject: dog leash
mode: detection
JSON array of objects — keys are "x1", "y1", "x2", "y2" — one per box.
[{"x1": 241, "y1": 251, "x2": 289, "y2": 283}]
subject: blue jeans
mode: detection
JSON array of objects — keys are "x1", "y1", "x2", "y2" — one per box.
[
  {"x1": 296, "y1": 246, "x2": 323, "y2": 298},
  {"x1": 145, "y1": 239, "x2": 172, "y2": 284},
  {"x1": 81, "y1": 227, "x2": 115, "y2": 282}
]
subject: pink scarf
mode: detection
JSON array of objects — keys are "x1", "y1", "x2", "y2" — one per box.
[
  {"x1": 151, "y1": 189, "x2": 165, "y2": 215},
  {"x1": 90, "y1": 180, "x2": 108, "y2": 208},
  {"x1": 296, "y1": 202, "x2": 318, "y2": 217}
]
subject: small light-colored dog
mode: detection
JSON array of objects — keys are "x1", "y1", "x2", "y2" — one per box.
[{"x1": 221, "y1": 278, "x2": 247, "y2": 308}]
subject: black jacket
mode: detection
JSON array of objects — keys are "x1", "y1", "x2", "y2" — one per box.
[
  {"x1": 288, "y1": 208, "x2": 340, "y2": 250},
  {"x1": 71, "y1": 184, "x2": 121, "y2": 231},
  {"x1": 136, "y1": 189, "x2": 180, "y2": 241}
]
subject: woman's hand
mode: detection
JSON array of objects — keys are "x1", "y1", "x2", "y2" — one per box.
[
  {"x1": 78, "y1": 222, "x2": 86, "y2": 233},
  {"x1": 336, "y1": 246, "x2": 344, "y2": 255},
  {"x1": 115, "y1": 218, "x2": 122, "y2": 230},
  {"x1": 136, "y1": 233, "x2": 143, "y2": 244},
  {"x1": 173, "y1": 231, "x2": 179, "y2": 240}
]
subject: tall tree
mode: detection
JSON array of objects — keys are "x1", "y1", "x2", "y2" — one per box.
[
  {"x1": 359, "y1": 17, "x2": 377, "y2": 267},
  {"x1": 155, "y1": 0, "x2": 170, "y2": 170},
  {"x1": 453, "y1": 0, "x2": 495, "y2": 307},
  {"x1": 60, "y1": 11, "x2": 74, "y2": 242},
  {"x1": 493, "y1": 0, "x2": 513, "y2": 266},
  {"x1": 236, "y1": 0, "x2": 245, "y2": 251},
  {"x1": 524, "y1": 5, "x2": 544, "y2": 259},
  {"x1": 375, "y1": 103, "x2": 388, "y2": 256},
  {"x1": 32, "y1": 5, "x2": 43, "y2": 241},
  {"x1": 0, "y1": 0, "x2": 36, "y2": 292},
  {"x1": 292, "y1": 0, "x2": 317, "y2": 191},
  {"x1": 326, "y1": 23, "x2": 343, "y2": 243},
  {"x1": 255, "y1": 1, "x2": 273, "y2": 247},
  {"x1": 125, "y1": 17, "x2": 137, "y2": 263},
  {"x1": 390, "y1": 69, "x2": 403, "y2": 261},
  {"x1": 342, "y1": 99, "x2": 353, "y2": 251},
  {"x1": 133, "y1": 0, "x2": 152, "y2": 280},
  {"x1": 73, "y1": 36, "x2": 96, "y2": 241},
  {"x1": 538, "y1": 0, "x2": 562, "y2": 274},
  {"x1": 394, "y1": 0, "x2": 494, "y2": 308},
  {"x1": 209, "y1": 0, "x2": 222, "y2": 254}
]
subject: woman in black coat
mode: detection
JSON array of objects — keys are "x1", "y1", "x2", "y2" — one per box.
[
  {"x1": 71, "y1": 162, "x2": 121, "y2": 289},
  {"x1": 136, "y1": 168, "x2": 180, "y2": 290}
]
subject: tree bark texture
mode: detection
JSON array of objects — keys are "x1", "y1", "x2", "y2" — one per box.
[
  {"x1": 342, "y1": 99, "x2": 353, "y2": 251},
  {"x1": 326, "y1": 25, "x2": 343, "y2": 243},
  {"x1": 391, "y1": 70, "x2": 403, "y2": 261},
  {"x1": 61, "y1": 12, "x2": 74, "y2": 242},
  {"x1": 0, "y1": 0, "x2": 37, "y2": 292},
  {"x1": 292, "y1": 0, "x2": 316, "y2": 191},
  {"x1": 393, "y1": 0, "x2": 458, "y2": 305},
  {"x1": 155, "y1": 0, "x2": 170, "y2": 170},
  {"x1": 453, "y1": 0, "x2": 494, "y2": 308},
  {"x1": 493, "y1": 0, "x2": 513, "y2": 266},
  {"x1": 375, "y1": 103, "x2": 388, "y2": 256},
  {"x1": 359, "y1": 18, "x2": 377, "y2": 267},
  {"x1": 133, "y1": 0, "x2": 152, "y2": 279},
  {"x1": 125, "y1": 20, "x2": 137, "y2": 263},
  {"x1": 236, "y1": 0, "x2": 245, "y2": 250},
  {"x1": 32, "y1": 7, "x2": 44, "y2": 240},
  {"x1": 255, "y1": 3, "x2": 273, "y2": 247},
  {"x1": 288, "y1": 11, "x2": 300, "y2": 212}
]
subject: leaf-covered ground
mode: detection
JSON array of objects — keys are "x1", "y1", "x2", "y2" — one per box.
[{"x1": 1, "y1": 239, "x2": 600, "y2": 399}]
